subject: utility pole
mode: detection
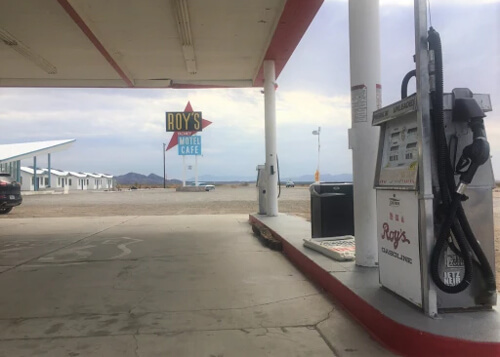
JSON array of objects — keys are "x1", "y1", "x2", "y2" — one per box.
[
  {"x1": 312, "y1": 127, "x2": 321, "y2": 182},
  {"x1": 163, "y1": 143, "x2": 166, "y2": 188}
]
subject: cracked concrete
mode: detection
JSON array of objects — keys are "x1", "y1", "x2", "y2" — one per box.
[{"x1": 0, "y1": 215, "x2": 390, "y2": 356}]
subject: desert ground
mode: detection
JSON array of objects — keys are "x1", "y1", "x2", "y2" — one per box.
[{"x1": 3, "y1": 185, "x2": 500, "y2": 289}]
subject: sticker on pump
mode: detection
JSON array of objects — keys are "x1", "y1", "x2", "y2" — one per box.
[
  {"x1": 443, "y1": 271, "x2": 462, "y2": 286},
  {"x1": 445, "y1": 250, "x2": 465, "y2": 268}
]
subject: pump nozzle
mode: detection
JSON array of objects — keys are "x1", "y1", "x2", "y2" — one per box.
[{"x1": 454, "y1": 98, "x2": 489, "y2": 186}]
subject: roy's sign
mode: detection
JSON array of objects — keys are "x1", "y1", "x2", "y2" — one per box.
[{"x1": 166, "y1": 112, "x2": 203, "y2": 132}]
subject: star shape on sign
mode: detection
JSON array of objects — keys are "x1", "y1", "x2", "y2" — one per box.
[{"x1": 166, "y1": 101, "x2": 212, "y2": 151}]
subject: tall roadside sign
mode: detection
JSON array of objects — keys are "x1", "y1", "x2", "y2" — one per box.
[{"x1": 165, "y1": 102, "x2": 212, "y2": 187}]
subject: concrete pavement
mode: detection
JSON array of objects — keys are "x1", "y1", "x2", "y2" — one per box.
[{"x1": 0, "y1": 215, "x2": 390, "y2": 356}]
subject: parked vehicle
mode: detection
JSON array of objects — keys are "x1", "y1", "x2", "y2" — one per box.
[
  {"x1": 286, "y1": 180, "x2": 295, "y2": 188},
  {"x1": 0, "y1": 173, "x2": 22, "y2": 214},
  {"x1": 204, "y1": 184, "x2": 215, "y2": 191}
]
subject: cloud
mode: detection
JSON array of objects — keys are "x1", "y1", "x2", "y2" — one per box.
[
  {"x1": 277, "y1": 91, "x2": 351, "y2": 126},
  {"x1": 0, "y1": 87, "x2": 354, "y2": 178}
]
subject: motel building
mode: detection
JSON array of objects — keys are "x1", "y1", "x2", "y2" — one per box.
[
  {"x1": 85, "y1": 172, "x2": 102, "y2": 190},
  {"x1": 20, "y1": 167, "x2": 48, "y2": 191},
  {"x1": 101, "y1": 174, "x2": 114, "y2": 190},
  {"x1": 47, "y1": 168, "x2": 70, "y2": 189},
  {"x1": 85, "y1": 172, "x2": 115, "y2": 190},
  {"x1": 18, "y1": 168, "x2": 114, "y2": 192},
  {"x1": 68, "y1": 172, "x2": 89, "y2": 191}
]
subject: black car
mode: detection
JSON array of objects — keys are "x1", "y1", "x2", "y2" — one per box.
[{"x1": 0, "y1": 173, "x2": 22, "y2": 214}]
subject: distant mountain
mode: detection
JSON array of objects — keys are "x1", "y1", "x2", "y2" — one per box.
[
  {"x1": 115, "y1": 172, "x2": 181, "y2": 185},
  {"x1": 116, "y1": 172, "x2": 352, "y2": 185},
  {"x1": 291, "y1": 173, "x2": 353, "y2": 183},
  {"x1": 190, "y1": 173, "x2": 353, "y2": 183},
  {"x1": 188, "y1": 174, "x2": 255, "y2": 182}
]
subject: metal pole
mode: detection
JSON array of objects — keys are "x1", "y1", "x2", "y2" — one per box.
[
  {"x1": 47, "y1": 153, "x2": 51, "y2": 188},
  {"x1": 195, "y1": 155, "x2": 198, "y2": 186},
  {"x1": 414, "y1": 0, "x2": 438, "y2": 317},
  {"x1": 33, "y1": 156, "x2": 37, "y2": 191},
  {"x1": 348, "y1": 0, "x2": 381, "y2": 267},
  {"x1": 264, "y1": 60, "x2": 278, "y2": 216},
  {"x1": 182, "y1": 155, "x2": 186, "y2": 187},
  {"x1": 163, "y1": 143, "x2": 166, "y2": 188},
  {"x1": 16, "y1": 160, "x2": 21, "y2": 183},
  {"x1": 317, "y1": 127, "x2": 321, "y2": 180}
]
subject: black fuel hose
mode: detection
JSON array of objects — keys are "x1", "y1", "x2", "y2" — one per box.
[
  {"x1": 428, "y1": 27, "x2": 496, "y2": 295},
  {"x1": 430, "y1": 193, "x2": 473, "y2": 292},
  {"x1": 401, "y1": 69, "x2": 416, "y2": 99},
  {"x1": 428, "y1": 27, "x2": 473, "y2": 293}
]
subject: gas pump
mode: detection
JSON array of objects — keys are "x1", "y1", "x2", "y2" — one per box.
[
  {"x1": 373, "y1": 27, "x2": 496, "y2": 314},
  {"x1": 256, "y1": 164, "x2": 267, "y2": 215}
]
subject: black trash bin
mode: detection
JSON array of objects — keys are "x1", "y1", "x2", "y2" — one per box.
[{"x1": 310, "y1": 182, "x2": 354, "y2": 238}]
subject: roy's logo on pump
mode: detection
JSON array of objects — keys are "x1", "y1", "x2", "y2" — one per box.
[
  {"x1": 381, "y1": 222, "x2": 411, "y2": 250},
  {"x1": 166, "y1": 112, "x2": 202, "y2": 132}
]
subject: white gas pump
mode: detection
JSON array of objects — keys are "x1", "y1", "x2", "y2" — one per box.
[
  {"x1": 256, "y1": 164, "x2": 267, "y2": 215},
  {"x1": 373, "y1": 24, "x2": 497, "y2": 316}
]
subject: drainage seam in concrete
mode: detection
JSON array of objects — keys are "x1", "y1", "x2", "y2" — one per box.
[
  {"x1": 313, "y1": 308, "x2": 340, "y2": 357},
  {"x1": 0, "y1": 292, "x2": 325, "y2": 322},
  {"x1": 0, "y1": 325, "x2": 336, "y2": 342}
]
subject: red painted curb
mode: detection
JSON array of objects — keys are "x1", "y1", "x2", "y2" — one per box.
[{"x1": 249, "y1": 215, "x2": 500, "y2": 357}]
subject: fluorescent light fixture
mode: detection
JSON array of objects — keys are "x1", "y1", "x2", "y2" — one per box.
[
  {"x1": 172, "y1": 0, "x2": 197, "y2": 74},
  {"x1": 0, "y1": 28, "x2": 57, "y2": 74}
]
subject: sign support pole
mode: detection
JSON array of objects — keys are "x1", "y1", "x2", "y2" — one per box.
[
  {"x1": 163, "y1": 143, "x2": 166, "y2": 188},
  {"x1": 182, "y1": 155, "x2": 186, "y2": 187},
  {"x1": 195, "y1": 155, "x2": 199, "y2": 186},
  {"x1": 48, "y1": 153, "x2": 51, "y2": 188}
]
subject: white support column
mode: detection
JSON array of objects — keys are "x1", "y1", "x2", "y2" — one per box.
[
  {"x1": 33, "y1": 156, "x2": 38, "y2": 191},
  {"x1": 348, "y1": 0, "x2": 381, "y2": 267},
  {"x1": 47, "y1": 153, "x2": 51, "y2": 188},
  {"x1": 264, "y1": 60, "x2": 278, "y2": 216},
  {"x1": 182, "y1": 155, "x2": 186, "y2": 187},
  {"x1": 195, "y1": 155, "x2": 199, "y2": 186}
]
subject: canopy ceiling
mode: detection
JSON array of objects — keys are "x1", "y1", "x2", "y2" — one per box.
[{"x1": 0, "y1": 0, "x2": 323, "y2": 89}]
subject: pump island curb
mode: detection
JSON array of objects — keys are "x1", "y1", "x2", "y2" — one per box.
[{"x1": 249, "y1": 214, "x2": 500, "y2": 357}]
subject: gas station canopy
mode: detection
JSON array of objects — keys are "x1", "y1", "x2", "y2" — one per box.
[
  {"x1": 0, "y1": 0, "x2": 323, "y2": 89},
  {"x1": 0, "y1": 139, "x2": 76, "y2": 164}
]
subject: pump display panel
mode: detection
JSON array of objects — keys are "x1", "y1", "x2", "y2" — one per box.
[
  {"x1": 376, "y1": 115, "x2": 419, "y2": 189},
  {"x1": 373, "y1": 94, "x2": 419, "y2": 189}
]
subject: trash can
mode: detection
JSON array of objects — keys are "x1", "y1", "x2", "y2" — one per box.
[{"x1": 310, "y1": 182, "x2": 354, "y2": 238}]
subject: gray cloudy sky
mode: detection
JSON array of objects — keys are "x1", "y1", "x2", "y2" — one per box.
[{"x1": 1, "y1": 0, "x2": 499, "y2": 180}]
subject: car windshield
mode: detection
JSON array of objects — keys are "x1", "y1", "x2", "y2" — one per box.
[{"x1": 0, "y1": 174, "x2": 13, "y2": 183}]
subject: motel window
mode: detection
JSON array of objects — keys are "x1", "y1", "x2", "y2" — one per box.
[{"x1": 69, "y1": 179, "x2": 72, "y2": 185}]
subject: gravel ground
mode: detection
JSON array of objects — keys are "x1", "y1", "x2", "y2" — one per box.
[
  {"x1": 9, "y1": 186, "x2": 310, "y2": 218},
  {"x1": 3, "y1": 185, "x2": 499, "y2": 289}
]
